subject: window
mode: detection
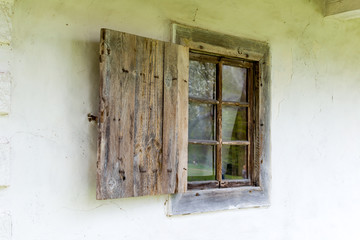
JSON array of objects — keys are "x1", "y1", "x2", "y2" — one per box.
[
  {"x1": 168, "y1": 24, "x2": 270, "y2": 215},
  {"x1": 96, "y1": 25, "x2": 270, "y2": 215},
  {"x1": 187, "y1": 53, "x2": 256, "y2": 190}
]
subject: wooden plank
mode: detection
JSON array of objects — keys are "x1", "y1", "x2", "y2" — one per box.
[
  {"x1": 162, "y1": 42, "x2": 189, "y2": 194},
  {"x1": 216, "y1": 62, "x2": 223, "y2": 181},
  {"x1": 325, "y1": 0, "x2": 360, "y2": 18},
  {"x1": 176, "y1": 43, "x2": 189, "y2": 193},
  {"x1": 222, "y1": 140, "x2": 250, "y2": 146},
  {"x1": 187, "y1": 181, "x2": 219, "y2": 190},
  {"x1": 222, "y1": 101, "x2": 249, "y2": 107},
  {"x1": 188, "y1": 140, "x2": 218, "y2": 145},
  {"x1": 247, "y1": 65, "x2": 254, "y2": 181},
  {"x1": 189, "y1": 97, "x2": 218, "y2": 105},
  {"x1": 252, "y1": 63, "x2": 261, "y2": 186},
  {"x1": 190, "y1": 50, "x2": 254, "y2": 68},
  {"x1": 97, "y1": 29, "x2": 136, "y2": 199},
  {"x1": 133, "y1": 36, "x2": 164, "y2": 196},
  {"x1": 189, "y1": 52, "x2": 220, "y2": 63},
  {"x1": 172, "y1": 24, "x2": 268, "y2": 61},
  {"x1": 220, "y1": 179, "x2": 251, "y2": 188},
  {"x1": 221, "y1": 59, "x2": 253, "y2": 69},
  {"x1": 169, "y1": 186, "x2": 268, "y2": 215}
]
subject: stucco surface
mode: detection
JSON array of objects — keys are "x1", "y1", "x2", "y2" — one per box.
[{"x1": 1, "y1": 0, "x2": 360, "y2": 239}]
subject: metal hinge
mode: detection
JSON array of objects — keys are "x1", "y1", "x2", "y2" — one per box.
[{"x1": 87, "y1": 113, "x2": 99, "y2": 123}]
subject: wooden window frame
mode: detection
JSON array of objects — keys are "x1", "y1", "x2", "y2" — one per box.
[
  {"x1": 168, "y1": 24, "x2": 271, "y2": 215},
  {"x1": 187, "y1": 52, "x2": 255, "y2": 190}
]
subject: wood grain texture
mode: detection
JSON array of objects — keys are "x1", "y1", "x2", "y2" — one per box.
[
  {"x1": 325, "y1": 0, "x2": 360, "y2": 17},
  {"x1": 215, "y1": 62, "x2": 223, "y2": 182},
  {"x1": 169, "y1": 186, "x2": 268, "y2": 215},
  {"x1": 97, "y1": 29, "x2": 136, "y2": 199},
  {"x1": 172, "y1": 24, "x2": 269, "y2": 61},
  {"x1": 133, "y1": 36, "x2": 164, "y2": 196},
  {"x1": 189, "y1": 96, "x2": 218, "y2": 105},
  {"x1": 97, "y1": 29, "x2": 189, "y2": 199},
  {"x1": 188, "y1": 139, "x2": 218, "y2": 145},
  {"x1": 163, "y1": 42, "x2": 189, "y2": 194},
  {"x1": 187, "y1": 181, "x2": 219, "y2": 190}
]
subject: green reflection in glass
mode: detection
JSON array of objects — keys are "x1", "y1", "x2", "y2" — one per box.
[
  {"x1": 188, "y1": 144, "x2": 215, "y2": 181},
  {"x1": 222, "y1": 106, "x2": 247, "y2": 141},
  {"x1": 222, "y1": 145, "x2": 247, "y2": 180}
]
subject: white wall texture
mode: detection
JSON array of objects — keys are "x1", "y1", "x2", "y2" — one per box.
[{"x1": 1, "y1": 0, "x2": 360, "y2": 239}]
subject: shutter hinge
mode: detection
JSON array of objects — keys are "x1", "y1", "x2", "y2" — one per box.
[{"x1": 87, "y1": 113, "x2": 99, "y2": 123}]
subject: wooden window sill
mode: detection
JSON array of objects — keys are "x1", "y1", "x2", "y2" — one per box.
[{"x1": 167, "y1": 186, "x2": 270, "y2": 215}]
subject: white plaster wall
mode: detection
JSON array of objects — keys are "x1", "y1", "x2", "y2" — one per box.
[{"x1": 1, "y1": 0, "x2": 360, "y2": 239}]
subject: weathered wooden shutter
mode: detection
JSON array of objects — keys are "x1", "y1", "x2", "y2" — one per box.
[{"x1": 97, "y1": 29, "x2": 189, "y2": 199}]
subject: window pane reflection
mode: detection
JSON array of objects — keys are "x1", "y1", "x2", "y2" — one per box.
[
  {"x1": 188, "y1": 144, "x2": 216, "y2": 181},
  {"x1": 222, "y1": 145, "x2": 247, "y2": 180},
  {"x1": 222, "y1": 106, "x2": 247, "y2": 141},
  {"x1": 189, "y1": 60, "x2": 216, "y2": 99},
  {"x1": 189, "y1": 103, "x2": 215, "y2": 140},
  {"x1": 222, "y1": 65, "x2": 247, "y2": 102}
]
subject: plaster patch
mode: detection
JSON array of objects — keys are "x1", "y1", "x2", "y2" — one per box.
[
  {"x1": 0, "y1": 211, "x2": 11, "y2": 240},
  {"x1": 0, "y1": 1, "x2": 12, "y2": 45},
  {"x1": 0, "y1": 46, "x2": 11, "y2": 72},
  {"x1": 0, "y1": 0, "x2": 13, "y2": 4},
  {"x1": 0, "y1": 72, "x2": 10, "y2": 115},
  {"x1": 0, "y1": 138, "x2": 10, "y2": 187}
]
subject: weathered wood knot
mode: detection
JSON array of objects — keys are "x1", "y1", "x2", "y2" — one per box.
[
  {"x1": 108, "y1": 178, "x2": 116, "y2": 190},
  {"x1": 118, "y1": 170, "x2": 126, "y2": 181}
]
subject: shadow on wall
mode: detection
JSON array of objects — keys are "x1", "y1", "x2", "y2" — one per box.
[
  {"x1": 66, "y1": 39, "x2": 100, "y2": 203},
  {"x1": 84, "y1": 41, "x2": 100, "y2": 199},
  {"x1": 67, "y1": 38, "x2": 165, "y2": 208},
  {"x1": 310, "y1": 0, "x2": 325, "y2": 15}
]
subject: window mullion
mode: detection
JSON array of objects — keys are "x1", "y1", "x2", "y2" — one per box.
[
  {"x1": 216, "y1": 62, "x2": 223, "y2": 183},
  {"x1": 247, "y1": 65, "x2": 254, "y2": 181}
]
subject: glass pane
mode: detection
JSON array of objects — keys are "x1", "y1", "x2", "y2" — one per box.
[
  {"x1": 222, "y1": 106, "x2": 247, "y2": 141},
  {"x1": 222, "y1": 145, "x2": 247, "y2": 180},
  {"x1": 222, "y1": 65, "x2": 247, "y2": 102},
  {"x1": 189, "y1": 60, "x2": 216, "y2": 99},
  {"x1": 189, "y1": 103, "x2": 215, "y2": 140},
  {"x1": 188, "y1": 144, "x2": 216, "y2": 181}
]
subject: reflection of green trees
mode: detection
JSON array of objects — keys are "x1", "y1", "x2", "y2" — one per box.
[
  {"x1": 189, "y1": 60, "x2": 216, "y2": 99},
  {"x1": 223, "y1": 145, "x2": 246, "y2": 179},
  {"x1": 188, "y1": 145, "x2": 215, "y2": 181}
]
